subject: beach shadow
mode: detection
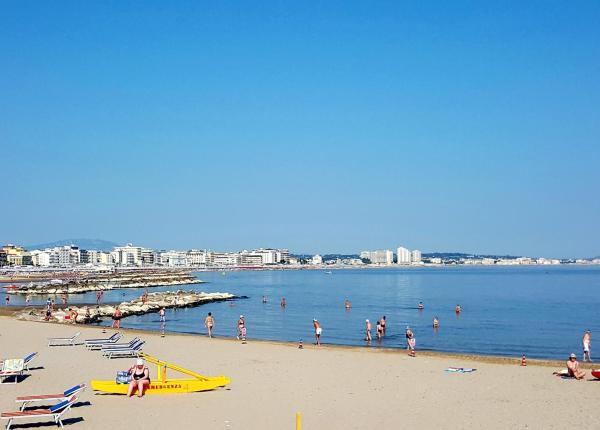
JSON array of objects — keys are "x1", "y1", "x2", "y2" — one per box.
[
  {"x1": 7, "y1": 417, "x2": 84, "y2": 429},
  {"x1": 27, "y1": 366, "x2": 45, "y2": 371}
]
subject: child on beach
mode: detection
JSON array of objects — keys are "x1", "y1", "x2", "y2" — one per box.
[{"x1": 408, "y1": 336, "x2": 416, "y2": 357}]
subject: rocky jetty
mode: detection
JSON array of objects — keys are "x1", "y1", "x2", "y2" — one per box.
[
  {"x1": 15, "y1": 290, "x2": 235, "y2": 324},
  {"x1": 7, "y1": 272, "x2": 203, "y2": 295}
]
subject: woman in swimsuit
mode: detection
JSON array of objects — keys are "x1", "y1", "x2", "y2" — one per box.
[{"x1": 127, "y1": 358, "x2": 151, "y2": 397}]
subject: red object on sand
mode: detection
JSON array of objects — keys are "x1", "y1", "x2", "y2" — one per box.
[{"x1": 591, "y1": 370, "x2": 600, "y2": 379}]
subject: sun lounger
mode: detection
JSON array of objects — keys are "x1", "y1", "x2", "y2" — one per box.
[
  {"x1": 85, "y1": 333, "x2": 122, "y2": 350},
  {"x1": 0, "y1": 359, "x2": 25, "y2": 384},
  {"x1": 100, "y1": 337, "x2": 140, "y2": 353},
  {"x1": 1, "y1": 395, "x2": 78, "y2": 430},
  {"x1": 23, "y1": 353, "x2": 38, "y2": 371},
  {"x1": 15, "y1": 383, "x2": 86, "y2": 411},
  {"x1": 47, "y1": 332, "x2": 81, "y2": 347},
  {"x1": 103, "y1": 341, "x2": 145, "y2": 359}
]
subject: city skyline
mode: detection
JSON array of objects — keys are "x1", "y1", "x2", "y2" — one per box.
[{"x1": 2, "y1": 2, "x2": 599, "y2": 258}]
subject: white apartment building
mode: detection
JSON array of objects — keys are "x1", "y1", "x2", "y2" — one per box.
[
  {"x1": 160, "y1": 251, "x2": 188, "y2": 266},
  {"x1": 396, "y1": 247, "x2": 412, "y2": 264},
  {"x1": 240, "y1": 253, "x2": 264, "y2": 266},
  {"x1": 30, "y1": 250, "x2": 51, "y2": 266},
  {"x1": 112, "y1": 244, "x2": 143, "y2": 266},
  {"x1": 411, "y1": 250, "x2": 422, "y2": 263},
  {"x1": 362, "y1": 250, "x2": 393, "y2": 265},
  {"x1": 208, "y1": 252, "x2": 241, "y2": 266},
  {"x1": 186, "y1": 250, "x2": 207, "y2": 266},
  {"x1": 311, "y1": 254, "x2": 323, "y2": 265}
]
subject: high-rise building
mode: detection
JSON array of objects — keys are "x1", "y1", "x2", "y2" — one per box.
[
  {"x1": 397, "y1": 247, "x2": 411, "y2": 264},
  {"x1": 411, "y1": 250, "x2": 422, "y2": 263}
]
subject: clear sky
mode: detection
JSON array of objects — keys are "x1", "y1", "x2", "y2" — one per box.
[{"x1": 2, "y1": 1, "x2": 599, "y2": 258}]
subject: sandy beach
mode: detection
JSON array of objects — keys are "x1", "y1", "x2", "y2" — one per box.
[{"x1": 1, "y1": 317, "x2": 599, "y2": 430}]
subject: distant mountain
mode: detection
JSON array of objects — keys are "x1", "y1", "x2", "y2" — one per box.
[{"x1": 26, "y1": 239, "x2": 119, "y2": 251}]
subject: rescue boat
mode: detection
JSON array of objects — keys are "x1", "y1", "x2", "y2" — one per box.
[{"x1": 91, "y1": 353, "x2": 231, "y2": 395}]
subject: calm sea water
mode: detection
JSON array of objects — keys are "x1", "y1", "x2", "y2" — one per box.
[{"x1": 4, "y1": 266, "x2": 600, "y2": 359}]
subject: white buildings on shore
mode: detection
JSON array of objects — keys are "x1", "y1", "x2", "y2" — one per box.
[{"x1": 360, "y1": 250, "x2": 394, "y2": 265}]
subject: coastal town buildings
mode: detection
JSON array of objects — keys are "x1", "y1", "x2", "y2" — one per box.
[
  {"x1": 360, "y1": 250, "x2": 394, "y2": 265},
  {"x1": 311, "y1": 254, "x2": 323, "y2": 265},
  {"x1": 411, "y1": 250, "x2": 422, "y2": 263},
  {"x1": 396, "y1": 247, "x2": 411, "y2": 264}
]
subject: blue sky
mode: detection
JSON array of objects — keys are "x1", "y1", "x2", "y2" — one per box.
[{"x1": 1, "y1": 1, "x2": 599, "y2": 257}]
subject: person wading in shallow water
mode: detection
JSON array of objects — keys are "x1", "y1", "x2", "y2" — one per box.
[
  {"x1": 205, "y1": 312, "x2": 215, "y2": 338},
  {"x1": 313, "y1": 318, "x2": 322, "y2": 345}
]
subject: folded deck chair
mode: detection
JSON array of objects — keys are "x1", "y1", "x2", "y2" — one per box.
[
  {"x1": 0, "y1": 359, "x2": 25, "y2": 384},
  {"x1": 1, "y1": 395, "x2": 78, "y2": 430},
  {"x1": 85, "y1": 333, "x2": 122, "y2": 350},
  {"x1": 47, "y1": 332, "x2": 81, "y2": 347},
  {"x1": 23, "y1": 352, "x2": 38, "y2": 371},
  {"x1": 16, "y1": 383, "x2": 86, "y2": 411},
  {"x1": 100, "y1": 337, "x2": 140, "y2": 353},
  {"x1": 104, "y1": 341, "x2": 145, "y2": 359},
  {"x1": 85, "y1": 332, "x2": 120, "y2": 345}
]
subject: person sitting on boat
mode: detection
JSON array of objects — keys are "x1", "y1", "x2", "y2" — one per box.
[
  {"x1": 567, "y1": 353, "x2": 586, "y2": 380},
  {"x1": 127, "y1": 358, "x2": 151, "y2": 397}
]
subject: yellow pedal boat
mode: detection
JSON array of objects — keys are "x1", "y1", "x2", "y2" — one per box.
[{"x1": 91, "y1": 353, "x2": 231, "y2": 395}]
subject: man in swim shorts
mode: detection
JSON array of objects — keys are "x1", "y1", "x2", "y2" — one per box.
[
  {"x1": 583, "y1": 330, "x2": 592, "y2": 362},
  {"x1": 313, "y1": 318, "x2": 322, "y2": 345},
  {"x1": 365, "y1": 319, "x2": 372, "y2": 342}
]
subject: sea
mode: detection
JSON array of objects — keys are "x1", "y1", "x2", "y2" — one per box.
[{"x1": 4, "y1": 265, "x2": 600, "y2": 360}]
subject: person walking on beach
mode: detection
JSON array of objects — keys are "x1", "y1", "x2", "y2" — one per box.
[
  {"x1": 205, "y1": 312, "x2": 215, "y2": 338},
  {"x1": 408, "y1": 336, "x2": 416, "y2": 357},
  {"x1": 237, "y1": 315, "x2": 246, "y2": 341},
  {"x1": 583, "y1": 330, "x2": 592, "y2": 362},
  {"x1": 313, "y1": 318, "x2": 322, "y2": 345},
  {"x1": 112, "y1": 307, "x2": 122, "y2": 329},
  {"x1": 365, "y1": 319, "x2": 372, "y2": 342},
  {"x1": 567, "y1": 353, "x2": 585, "y2": 379}
]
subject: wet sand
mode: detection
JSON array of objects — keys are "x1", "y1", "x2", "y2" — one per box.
[{"x1": 1, "y1": 317, "x2": 599, "y2": 429}]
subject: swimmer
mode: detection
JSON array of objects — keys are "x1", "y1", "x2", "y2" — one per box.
[
  {"x1": 262, "y1": 296, "x2": 268, "y2": 303},
  {"x1": 280, "y1": 298, "x2": 286, "y2": 307},
  {"x1": 433, "y1": 316, "x2": 439, "y2": 328},
  {"x1": 344, "y1": 299, "x2": 351, "y2": 310},
  {"x1": 418, "y1": 302, "x2": 424, "y2": 310},
  {"x1": 365, "y1": 319, "x2": 372, "y2": 342},
  {"x1": 455, "y1": 304, "x2": 462, "y2": 314}
]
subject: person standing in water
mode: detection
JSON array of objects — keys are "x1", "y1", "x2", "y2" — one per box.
[
  {"x1": 380, "y1": 316, "x2": 386, "y2": 336},
  {"x1": 280, "y1": 298, "x2": 286, "y2": 308},
  {"x1": 159, "y1": 307, "x2": 166, "y2": 323},
  {"x1": 237, "y1": 315, "x2": 246, "y2": 340},
  {"x1": 365, "y1": 319, "x2": 372, "y2": 342},
  {"x1": 205, "y1": 312, "x2": 215, "y2": 338},
  {"x1": 344, "y1": 299, "x2": 351, "y2": 310},
  {"x1": 433, "y1": 316, "x2": 439, "y2": 329},
  {"x1": 313, "y1": 318, "x2": 322, "y2": 345},
  {"x1": 583, "y1": 330, "x2": 592, "y2": 362}
]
